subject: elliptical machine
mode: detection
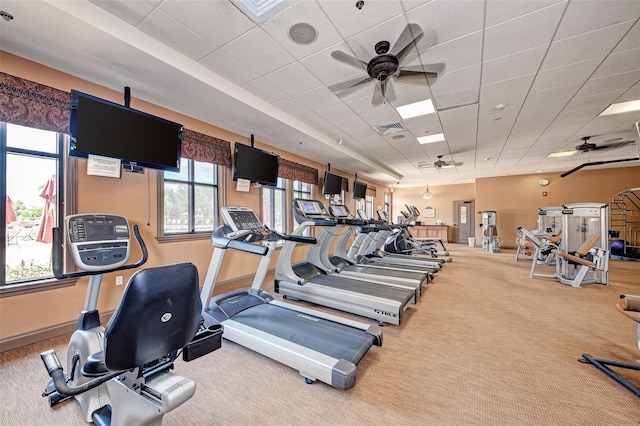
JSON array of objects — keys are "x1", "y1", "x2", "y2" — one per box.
[{"x1": 40, "y1": 214, "x2": 221, "y2": 425}]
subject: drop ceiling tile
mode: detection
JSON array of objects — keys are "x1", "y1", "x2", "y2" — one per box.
[
  {"x1": 565, "y1": 90, "x2": 625, "y2": 113},
  {"x1": 159, "y1": 0, "x2": 255, "y2": 48},
  {"x1": 294, "y1": 87, "x2": 345, "y2": 111},
  {"x1": 410, "y1": 31, "x2": 483, "y2": 74},
  {"x1": 439, "y1": 103, "x2": 478, "y2": 125},
  {"x1": 578, "y1": 70, "x2": 640, "y2": 98},
  {"x1": 485, "y1": 0, "x2": 564, "y2": 27},
  {"x1": 541, "y1": 21, "x2": 634, "y2": 70},
  {"x1": 531, "y1": 58, "x2": 602, "y2": 91},
  {"x1": 263, "y1": 62, "x2": 324, "y2": 97},
  {"x1": 200, "y1": 49, "x2": 259, "y2": 85},
  {"x1": 261, "y1": 0, "x2": 343, "y2": 60},
  {"x1": 406, "y1": 0, "x2": 485, "y2": 45},
  {"x1": 613, "y1": 21, "x2": 640, "y2": 53},
  {"x1": 241, "y1": 78, "x2": 288, "y2": 103},
  {"x1": 222, "y1": 27, "x2": 295, "y2": 75},
  {"x1": 317, "y1": 103, "x2": 361, "y2": 123},
  {"x1": 483, "y1": 2, "x2": 565, "y2": 61},
  {"x1": 481, "y1": 46, "x2": 546, "y2": 86},
  {"x1": 138, "y1": 9, "x2": 216, "y2": 60},
  {"x1": 317, "y1": 0, "x2": 404, "y2": 39},
  {"x1": 89, "y1": 0, "x2": 156, "y2": 26},
  {"x1": 554, "y1": 0, "x2": 640, "y2": 40},
  {"x1": 592, "y1": 48, "x2": 640, "y2": 79},
  {"x1": 300, "y1": 42, "x2": 365, "y2": 85},
  {"x1": 273, "y1": 97, "x2": 313, "y2": 120},
  {"x1": 430, "y1": 65, "x2": 481, "y2": 99}
]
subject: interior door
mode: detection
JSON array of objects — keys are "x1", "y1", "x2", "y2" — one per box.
[{"x1": 453, "y1": 200, "x2": 474, "y2": 244}]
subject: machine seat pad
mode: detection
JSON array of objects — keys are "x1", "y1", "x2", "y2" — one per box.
[
  {"x1": 81, "y1": 351, "x2": 109, "y2": 377},
  {"x1": 103, "y1": 263, "x2": 202, "y2": 372}
]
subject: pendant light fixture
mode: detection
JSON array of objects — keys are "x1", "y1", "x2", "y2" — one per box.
[{"x1": 422, "y1": 185, "x2": 433, "y2": 200}]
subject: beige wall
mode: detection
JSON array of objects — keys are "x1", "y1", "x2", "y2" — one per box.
[
  {"x1": 2, "y1": 51, "x2": 639, "y2": 344},
  {"x1": 0, "y1": 53, "x2": 388, "y2": 342},
  {"x1": 392, "y1": 167, "x2": 640, "y2": 248}
]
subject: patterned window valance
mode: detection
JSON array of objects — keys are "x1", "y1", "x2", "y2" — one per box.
[
  {"x1": 0, "y1": 73, "x2": 232, "y2": 168},
  {"x1": 366, "y1": 186, "x2": 377, "y2": 197},
  {"x1": 279, "y1": 158, "x2": 318, "y2": 185},
  {"x1": 0, "y1": 72, "x2": 70, "y2": 133},
  {"x1": 181, "y1": 128, "x2": 231, "y2": 167}
]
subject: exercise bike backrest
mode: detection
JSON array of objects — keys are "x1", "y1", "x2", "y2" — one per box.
[{"x1": 52, "y1": 214, "x2": 148, "y2": 280}]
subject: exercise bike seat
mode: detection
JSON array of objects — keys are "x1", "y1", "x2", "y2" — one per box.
[
  {"x1": 102, "y1": 262, "x2": 202, "y2": 371},
  {"x1": 94, "y1": 262, "x2": 202, "y2": 425}
]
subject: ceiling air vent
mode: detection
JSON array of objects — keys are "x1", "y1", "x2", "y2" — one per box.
[{"x1": 373, "y1": 122, "x2": 405, "y2": 135}]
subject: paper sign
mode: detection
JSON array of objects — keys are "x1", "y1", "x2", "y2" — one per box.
[{"x1": 87, "y1": 154, "x2": 121, "y2": 178}]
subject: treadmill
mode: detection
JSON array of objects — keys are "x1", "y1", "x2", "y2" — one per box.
[
  {"x1": 275, "y1": 199, "x2": 415, "y2": 326},
  {"x1": 200, "y1": 206, "x2": 382, "y2": 390},
  {"x1": 348, "y1": 212, "x2": 442, "y2": 272},
  {"x1": 315, "y1": 204, "x2": 430, "y2": 298}
]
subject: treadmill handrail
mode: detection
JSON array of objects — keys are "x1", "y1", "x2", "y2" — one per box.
[{"x1": 212, "y1": 226, "x2": 269, "y2": 256}]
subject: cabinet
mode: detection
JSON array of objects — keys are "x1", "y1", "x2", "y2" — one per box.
[{"x1": 411, "y1": 225, "x2": 449, "y2": 243}]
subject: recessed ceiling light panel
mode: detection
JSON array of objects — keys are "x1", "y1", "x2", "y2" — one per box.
[
  {"x1": 547, "y1": 150, "x2": 577, "y2": 158},
  {"x1": 417, "y1": 133, "x2": 445, "y2": 144},
  {"x1": 599, "y1": 99, "x2": 640, "y2": 116},
  {"x1": 396, "y1": 99, "x2": 435, "y2": 119}
]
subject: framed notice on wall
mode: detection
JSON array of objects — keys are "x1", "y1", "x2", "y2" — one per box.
[{"x1": 423, "y1": 208, "x2": 435, "y2": 218}]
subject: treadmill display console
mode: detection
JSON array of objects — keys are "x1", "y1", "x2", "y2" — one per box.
[
  {"x1": 295, "y1": 199, "x2": 325, "y2": 216},
  {"x1": 221, "y1": 207, "x2": 264, "y2": 231},
  {"x1": 65, "y1": 214, "x2": 131, "y2": 271}
]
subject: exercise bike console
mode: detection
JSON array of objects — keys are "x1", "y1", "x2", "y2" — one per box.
[{"x1": 66, "y1": 215, "x2": 131, "y2": 271}]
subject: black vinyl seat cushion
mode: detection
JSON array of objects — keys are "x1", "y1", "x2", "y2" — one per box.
[{"x1": 103, "y1": 262, "x2": 202, "y2": 372}]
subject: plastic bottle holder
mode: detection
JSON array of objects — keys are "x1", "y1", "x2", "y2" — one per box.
[{"x1": 182, "y1": 324, "x2": 223, "y2": 362}]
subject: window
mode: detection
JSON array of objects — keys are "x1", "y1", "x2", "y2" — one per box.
[
  {"x1": 384, "y1": 192, "x2": 391, "y2": 217},
  {"x1": 355, "y1": 198, "x2": 364, "y2": 214},
  {"x1": 261, "y1": 178, "x2": 286, "y2": 233},
  {"x1": 292, "y1": 180, "x2": 312, "y2": 236},
  {"x1": 2, "y1": 123, "x2": 65, "y2": 287},
  {"x1": 162, "y1": 158, "x2": 219, "y2": 236},
  {"x1": 293, "y1": 180, "x2": 312, "y2": 201},
  {"x1": 365, "y1": 195, "x2": 374, "y2": 220}
]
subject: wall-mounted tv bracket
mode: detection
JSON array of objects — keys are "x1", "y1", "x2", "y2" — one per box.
[{"x1": 122, "y1": 86, "x2": 144, "y2": 174}]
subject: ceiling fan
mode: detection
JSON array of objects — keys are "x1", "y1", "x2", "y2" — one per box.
[
  {"x1": 418, "y1": 155, "x2": 463, "y2": 169},
  {"x1": 574, "y1": 136, "x2": 635, "y2": 152},
  {"x1": 328, "y1": 23, "x2": 445, "y2": 106}
]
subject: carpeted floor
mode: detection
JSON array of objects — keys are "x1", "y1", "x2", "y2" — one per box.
[{"x1": 1, "y1": 244, "x2": 639, "y2": 425}]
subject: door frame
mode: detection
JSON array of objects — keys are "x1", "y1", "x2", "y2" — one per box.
[{"x1": 453, "y1": 200, "x2": 475, "y2": 244}]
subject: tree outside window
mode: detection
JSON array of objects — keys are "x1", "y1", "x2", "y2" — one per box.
[{"x1": 163, "y1": 158, "x2": 219, "y2": 235}]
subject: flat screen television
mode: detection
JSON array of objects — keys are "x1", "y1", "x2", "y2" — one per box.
[
  {"x1": 322, "y1": 171, "x2": 343, "y2": 195},
  {"x1": 69, "y1": 90, "x2": 183, "y2": 172},
  {"x1": 353, "y1": 181, "x2": 367, "y2": 199},
  {"x1": 232, "y1": 143, "x2": 280, "y2": 186}
]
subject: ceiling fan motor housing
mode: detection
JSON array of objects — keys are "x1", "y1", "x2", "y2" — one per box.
[{"x1": 367, "y1": 54, "x2": 399, "y2": 80}]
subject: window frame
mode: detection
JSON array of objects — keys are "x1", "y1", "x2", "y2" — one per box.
[
  {"x1": 1, "y1": 122, "x2": 77, "y2": 297},
  {"x1": 157, "y1": 159, "x2": 223, "y2": 243},
  {"x1": 261, "y1": 177, "x2": 287, "y2": 234}
]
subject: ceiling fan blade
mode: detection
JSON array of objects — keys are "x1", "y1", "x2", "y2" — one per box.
[
  {"x1": 398, "y1": 63, "x2": 445, "y2": 77},
  {"x1": 390, "y1": 23, "x2": 423, "y2": 62},
  {"x1": 330, "y1": 50, "x2": 368, "y2": 71},
  {"x1": 591, "y1": 140, "x2": 635, "y2": 150},
  {"x1": 372, "y1": 81, "x2": 384, "y2": 106},
  {"x1": 328, "y1": 76, "x2": 372, "y2": 93}
]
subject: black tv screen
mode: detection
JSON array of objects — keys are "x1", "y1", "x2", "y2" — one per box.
[
  {"x1": 353, "y1": 181, "x2": 367, "y2": 199},
  {"x1": 322, "y1": 171, "x2": 343, "y2": 195},
  {"x1": 232, "y1": 143, "x2": 280, "y2": 186},
  {"x1": 69, "y1": 90, "x2": 183, "y2": 172}
]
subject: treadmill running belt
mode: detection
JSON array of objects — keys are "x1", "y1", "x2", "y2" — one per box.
[{"x1": 232, "y1": 304, "x2": 375, "y2": 364}]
